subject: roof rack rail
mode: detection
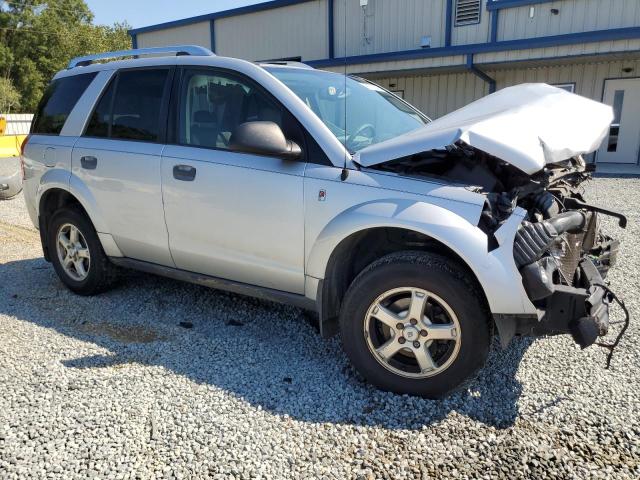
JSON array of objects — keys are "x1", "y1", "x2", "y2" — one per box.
[
  {"x1": 257, "y1": 60, "x2": 314, "y2": 70},
  {"x1": 67, "y1": 45, "x2": 214, "y2": 69}
]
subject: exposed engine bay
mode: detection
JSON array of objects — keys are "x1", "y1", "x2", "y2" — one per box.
[{"x1": 373, "y1": 143, "x2": 629, "y2": 363}]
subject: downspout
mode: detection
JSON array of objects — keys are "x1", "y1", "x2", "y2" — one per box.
[{"x1": 466, "y1": 54, "x2": 496, "y2": 94}]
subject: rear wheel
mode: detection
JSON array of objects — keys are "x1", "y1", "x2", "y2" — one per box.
[
  {"x1": 48, "y1": 207, "x2": 117, "y2": 295},
  {"x1": 339, "y1": 251, "x2": 491, "y2": 398}
]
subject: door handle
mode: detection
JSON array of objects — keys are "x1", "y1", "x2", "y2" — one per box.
[
  {"x1": 80, "y1": 156, "x2": 97, "y2": 170},
  {"x1": 173, "y1": 164, "x2": 196, "y2": 181}
]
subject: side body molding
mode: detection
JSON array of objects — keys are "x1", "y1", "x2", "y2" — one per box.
[{"x1": 305, "y1": 199, "x2": 535, "y2": 316}]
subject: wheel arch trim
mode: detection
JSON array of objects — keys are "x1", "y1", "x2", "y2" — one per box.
[
  {"x1": 37, "y1": 178, "x2": 123, "y2": 259},
  {"x1": 306, "y1": 200, "x2": 535, "y2": 315}
]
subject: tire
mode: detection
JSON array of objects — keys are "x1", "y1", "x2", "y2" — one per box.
[
  {"x1": 339, "y1": 251, "x2": 491, "y2": 398},
  {"x1": 47, "y1": 207, "x2": 117, "y2": 295}
]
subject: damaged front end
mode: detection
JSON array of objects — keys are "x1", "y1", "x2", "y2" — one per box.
[{"x1": 374, "y1": 144, "x2": 628, "y2": 357}]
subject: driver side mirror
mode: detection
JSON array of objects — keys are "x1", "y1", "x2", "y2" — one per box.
[{"x1": 229, "y1": 121, "x2": 302, "y2": 160}]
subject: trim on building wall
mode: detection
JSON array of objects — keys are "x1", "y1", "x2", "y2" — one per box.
[
  {"x1": 486, "y1": 0, "x2": 558, "y2": 11},
  {"x1": 129, "y1": 0, "x2": 314, "y2": 35},
  {"x1": 466, "y1": 54, "x2": 496, "y2": 93},
  {"x1": 445, "y1": 0, "x2": 453, "y2": 47},
  {"x1": 131, "y1": 33, "x2": 137, "y2": 49},
  {"x1": 328, "y1": 0, "x2": 334, "y2": 58},
  {"x1": 490, "y1": 9, "x2": 499, "y2": 42},
  {"x1": 480, "y1": 49, "x2": 640, "y2": 69},
  {"x1": 209, "y1": 20, "x2": 215, "y2": 53},
  {"x1": 307, "y1": 27, "x2": 640, "y2": 68}
]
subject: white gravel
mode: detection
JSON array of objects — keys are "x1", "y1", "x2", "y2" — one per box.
[{"x1": 0, "y1": 179, "x2": 639, "y2": 479}]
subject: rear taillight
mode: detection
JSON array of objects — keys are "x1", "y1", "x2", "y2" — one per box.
[{"x1": 19, "y1": 134, "x2": 30, "y2": 180}]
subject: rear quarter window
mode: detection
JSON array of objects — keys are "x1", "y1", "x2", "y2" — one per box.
[{"x1": 31, "y1": 72, "x2": 97, "y2": 135}]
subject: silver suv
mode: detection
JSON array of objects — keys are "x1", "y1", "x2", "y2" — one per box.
[{"x1": 22, "y1": 46, "x2": 626, "y2": 398}]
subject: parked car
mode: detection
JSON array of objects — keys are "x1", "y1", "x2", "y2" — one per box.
[
  {"x1": 22, "y1": 46, "x2": 626, "y2": 398},
  {"x1": 0, "y1": 118, "x2": 25, "y2": 199}
]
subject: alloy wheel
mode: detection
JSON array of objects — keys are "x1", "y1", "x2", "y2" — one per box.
[
  {"x1": 363, "y1": 287, "x2": 461, "y2": 378},
  {"x1": 56, "y1": 223, "x2": 91, "y2": 282}
]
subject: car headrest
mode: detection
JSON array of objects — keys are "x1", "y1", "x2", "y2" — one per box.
[{"x1": 193, "y1": 110, "x2": 217, "y2": 124}]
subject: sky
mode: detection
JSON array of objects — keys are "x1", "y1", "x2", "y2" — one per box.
[{"x1": 86, "y1": 0, "x2": 265, "y2": 28}]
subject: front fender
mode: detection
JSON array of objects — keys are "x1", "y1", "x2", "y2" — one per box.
[{"x1": 306, "y1": 199, "x2": 536, "y2": 315}]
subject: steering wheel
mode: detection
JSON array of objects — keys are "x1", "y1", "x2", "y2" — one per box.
[{"x1": 346, "y1": 123, "x2": 376, "y2": 151}]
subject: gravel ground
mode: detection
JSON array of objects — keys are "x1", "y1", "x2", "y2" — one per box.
[{"x1": 0, "y1": 179, "x2": 639, "y2": 479}]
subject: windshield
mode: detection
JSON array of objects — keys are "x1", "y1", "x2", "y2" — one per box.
[{"x1": 265, "y1": 67, "x2": 429, "y2": 152}]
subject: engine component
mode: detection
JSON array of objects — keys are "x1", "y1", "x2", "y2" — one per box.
[
  {"x1": 520, "y1": 257, "x2": 558, "y2": 301},
  {"x1": 530, "y1": 190, "x2": 559, "y2": 219},
  {"x1": 513, "y1": 211, "x2": 586, "y2": 267}
]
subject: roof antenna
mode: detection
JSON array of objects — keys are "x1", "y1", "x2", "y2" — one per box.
[{"x1": 341, "y1": 0, "x2": 349, "y2": 182}]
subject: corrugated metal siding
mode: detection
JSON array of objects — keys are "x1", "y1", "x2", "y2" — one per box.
[
  {"x1": 475, "y1": 38, "x2": 640, "y2": 64},
  {"x1": 333, "y1": 0, "x2": 447, "y2": 57},
  {"x1": 136, "y1": 21, "x2": 211, "y2": 49},
  {"x1": 490, "y1": 59, "x2": 640, "y2": 101},
  {"x1": 364, "y1": 58, "x2": 640, "y2": 122},
  {"x1": 322, "y1": 55, "x2": 466, "y2": 75},
  {"x1": 373, "y1": 72, "x2": 488, "y2": 119},
  {"x1": 497, "y1": 0, "x2": 640, "y2": 41},
  {"x1": 1, "y1": 114, "x2": 33, "y2": 135},
  {"x1": 451, "y1": 0, "x2": 491, "y2": 45},
  {"x1": 215, "y1": 0, "x2": 328, "y2": 61}
]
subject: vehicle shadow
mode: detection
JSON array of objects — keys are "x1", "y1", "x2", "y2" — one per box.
[{"x1": 0, "y1": 256, "x2": 534, "y2": 430}]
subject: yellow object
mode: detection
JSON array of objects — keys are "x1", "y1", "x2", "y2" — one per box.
[
  {"x1": 0, "y1": 134, "x2": 26, "y2": 158},
  {"x1": 0, "y1": 117, "x2": 6, "y2": 135}
]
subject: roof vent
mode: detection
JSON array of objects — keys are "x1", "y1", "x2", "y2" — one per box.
[{"x1": 455, "y1": 0, "x2": 481, "y2": 26}]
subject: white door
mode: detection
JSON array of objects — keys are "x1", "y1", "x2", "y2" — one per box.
[{"x1": 597, "y1": 78, "x2": 640, "y2": 164}]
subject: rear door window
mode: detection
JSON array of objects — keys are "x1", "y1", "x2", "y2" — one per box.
[
  {"x1": 85, "y1": 68, "x2": 171, "y2": 142},
  {"x1": 31, "y1": 72, "x2": 97, "y2": 135}
]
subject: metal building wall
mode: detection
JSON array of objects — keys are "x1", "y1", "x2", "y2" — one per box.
[
  {"x1": 491, "y1": 58, "x2": 640, "y2": 101},
  {"x1": 333, "y1": 0, "x2": 448, "y2": 57},
  {"x1": 136, "y1": 21, "x2": 212, "y2": 49},
  {"x1": 370, "y1": 58, "x2": 640, "y2": 120},
  {"x1": 374, "y1": 72, "x2": 489, "y2": 119},
  {"x1": 497, "y1": 0, "x2": 640, "y2": 41},
  {"x1": 215, "y1": 0, "x2": 329, "y2": 61},
  {"x1": 475, "y1": 38, "x2": 640, "y2": 64}
]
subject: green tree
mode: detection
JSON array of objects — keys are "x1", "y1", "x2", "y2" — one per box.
[
  {"x1": 0, "y1": 76, "x2": 21, "y2": 112},
  {"x1": 0, "y1": 0, "x2": 131, "y2": 112}
]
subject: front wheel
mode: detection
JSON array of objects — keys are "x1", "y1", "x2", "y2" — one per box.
[{"x1": 339, "y1": 251, "x2": 491, "y2": 398}]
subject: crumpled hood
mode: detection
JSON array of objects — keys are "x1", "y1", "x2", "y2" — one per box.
[{"x1": 354, "y1": 83, "x2": 614, "y2": 175}]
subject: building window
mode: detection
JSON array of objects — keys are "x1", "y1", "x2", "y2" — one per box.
[
  {"x1": 455, "y1": 0, "x2": 481, "y2": 26},
  {"x1": 552, "y1": 83, "x2": 576, "y2": 93}
]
